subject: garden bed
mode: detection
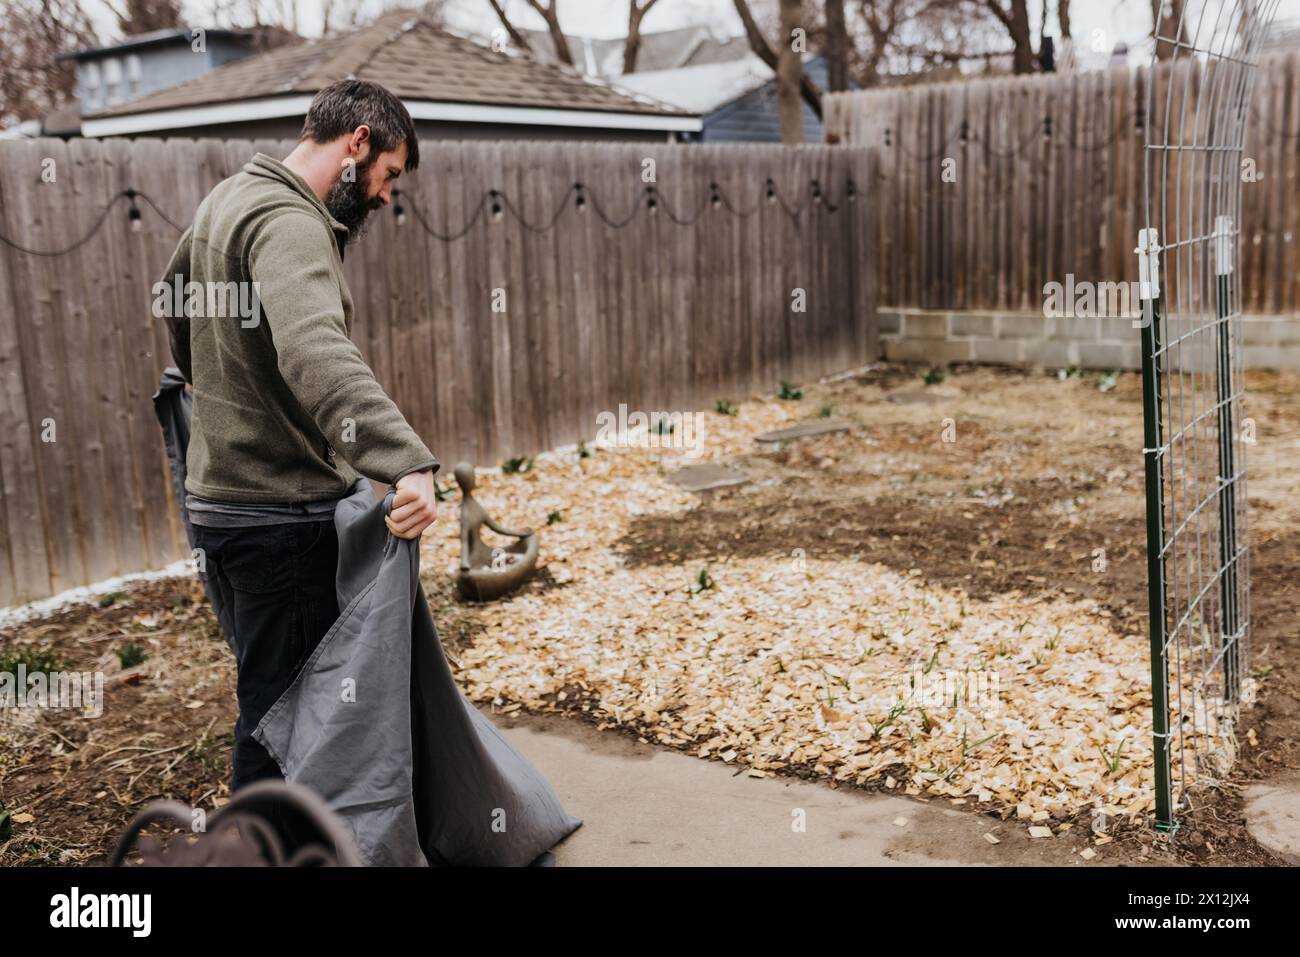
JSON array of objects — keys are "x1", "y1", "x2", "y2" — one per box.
[{"x1": 2, "y1": 363, "x2": 1297, "y2": 865}]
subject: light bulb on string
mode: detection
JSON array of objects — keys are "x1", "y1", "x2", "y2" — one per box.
[
  {"x1": 126, "y1": 189, "x2": 143, "y2": 233},
  {"x1": 392, "y1": 186, "x2": 405, "y2": 226}
]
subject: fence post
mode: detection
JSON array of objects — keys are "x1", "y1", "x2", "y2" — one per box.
[
  {"x1": 1214, "y1": 215, "x2": 1240, "y2": 702},
  {"x1": 1136, "y1": 227, "x2": 1174, "y2": 831}
]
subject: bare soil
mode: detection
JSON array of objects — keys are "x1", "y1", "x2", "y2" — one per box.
[
  {"x1": 1, "y1": 362, "x2": 1296, "y2": 866},
  {"x1": 614, "y1": 363, "x2": 1300, "y2": 865}
]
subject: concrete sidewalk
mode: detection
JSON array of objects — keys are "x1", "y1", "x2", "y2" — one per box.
[{"x1": 489, "y1": 707, "x2": 1109, "y2": 867}]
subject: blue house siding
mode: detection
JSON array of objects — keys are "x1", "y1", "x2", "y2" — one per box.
[
  {"x1": 699, "y1": 58, "x2": 836, "y2": 143},
  {"x1": 69, "y1": 33, "x2": 255, "y2": 117}
]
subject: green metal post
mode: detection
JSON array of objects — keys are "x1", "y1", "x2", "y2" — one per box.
[
  {"x1": 1137, "y1": 228, "x2": 1174, "y2": 830},
  {"x1": 1214, "y1": 216, "x2": 1240, "y2": 701}
]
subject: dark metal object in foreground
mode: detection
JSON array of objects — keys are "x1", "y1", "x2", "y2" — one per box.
[{"x1": 109, "y1": 780, "x2": 364, "y2": 867}]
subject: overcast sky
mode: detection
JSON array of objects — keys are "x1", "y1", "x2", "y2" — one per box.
[{"x1": 82, "y1": 0, "x2": 1299, "y2": 69}]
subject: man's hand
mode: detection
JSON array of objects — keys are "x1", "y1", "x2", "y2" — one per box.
[{"x1": 386, "y1": 470, "x2": 438, "y2": 540}]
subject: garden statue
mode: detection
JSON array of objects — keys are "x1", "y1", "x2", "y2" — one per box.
[{"x1": 455, "y1": 461, "x2": 539, "y2": 601}]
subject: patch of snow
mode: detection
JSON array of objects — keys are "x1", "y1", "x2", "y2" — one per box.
[{"x1": 0, "y1": 560, "x2": 196, "y2": 629}]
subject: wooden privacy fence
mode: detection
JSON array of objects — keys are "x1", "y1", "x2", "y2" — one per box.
[
  {"x1": 824, "y1": 51, "x2": 1299, "y2": 315},
  {"x1": 0, "y1": 137, "x2": 876, "y2": 605}
]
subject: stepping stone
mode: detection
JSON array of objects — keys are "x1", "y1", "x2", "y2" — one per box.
[
  {"x1": 889, "y1": 390, "x2": 941, "y2": 403},
  {"x1": 753, "y1": 421, "x2": 852, "y2": 444},
  {"x1": 1244, "y1": 777, "x2": 1300, "y2": 864},
  {"x1": 667, "y1": 464, "x2": 748, "y2": 492},
  {"x1": 884, "y1": 385, "x2": 963, "y2": 405}
]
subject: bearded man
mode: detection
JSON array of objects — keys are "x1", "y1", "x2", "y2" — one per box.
[{"x1": 157, "y1": 78, "x2": 439, "y2": 795}]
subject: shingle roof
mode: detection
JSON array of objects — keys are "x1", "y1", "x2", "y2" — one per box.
[
  {"x1": 520, "y1": 25, "x2": 751, "y2": 77},
  {"x1": 90, "y1": 11, "x2": 691, "y2": 119},
  {"x1": 643, "y1": 29, "x2": 751, "y2": 72},
  {"x1": 56, "y1": 28, "x2": 251, "y2": 61},
  {"x1": 613, "y1": 55, "x2": 774, "y2": 114}
]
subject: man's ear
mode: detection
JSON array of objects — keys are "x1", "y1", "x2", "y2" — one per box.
[{"x1": 348, "y1": 125, "x2": 372, "y2": 162}]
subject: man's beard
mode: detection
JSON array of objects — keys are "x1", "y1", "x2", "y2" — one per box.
[{"x1": 324, "y1": 156, "x2": 384, "y2": 244}]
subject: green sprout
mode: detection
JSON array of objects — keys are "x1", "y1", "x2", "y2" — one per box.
[
  {"x1": 694, "y1": 567, "x2": 715, "y2": 593},
  {"x1": 98, "y1": 591, "x2": 129, "y2": 608},
  {"x1": 117, "y1": 641, "x2": 147, "y2": 669},
  {"x1": 1099, "y1": 737, "x2": 1127, "y2": 776}
]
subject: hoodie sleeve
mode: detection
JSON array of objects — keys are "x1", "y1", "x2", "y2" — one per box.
[
  {"x1": 157, "y1": 224, "x2": 193, "y2": 383},
  {"x1": 248, "y1": 211, "x2": 439, "y2": 484}
]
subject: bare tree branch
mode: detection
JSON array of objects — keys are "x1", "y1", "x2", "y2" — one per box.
[
  {"x1": 524, "y1": 0, "x2": 573, "y2": 66},
  {"x1": 484, "y1": 0, "x2": 534, "y2": 53},
  {"x1": 0, "y1": 0, "x2": 99, "y2": 124},
  {"x1": 824, "y1": 0, "x2": 849, "y2": 91},
  {"x1": 1151, "y1": 0, "x2": 1188, "y2": 60},
  {"x1": 982, "y1": 0, "x2": 1012, "y2": 31},
  {"x1": 775, "y1": 0, "x2": 805, "y2": 142},
  {"x1": 621, "y1": 0, "x2": 661, "y2": 74},
  {"x1": 732, "y1": 0, "x2": 823, "y2": 119},
  {"x1": 979, "y1": 0, "x2": 1036, "y2": 73}
]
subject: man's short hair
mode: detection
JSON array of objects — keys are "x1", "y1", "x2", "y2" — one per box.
[{"x1": 299, "y1": 78, "x2": 419, "y2": 170}]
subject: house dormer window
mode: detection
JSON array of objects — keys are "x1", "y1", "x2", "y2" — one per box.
[
  {"x1": 82, "y1": 61, "x2": 101, "y2": 109},
  {"x1": 126, "y1": 54, "x2": 142, "y2": 96},
  {"x1": 103, "y1": 57, "x2": 122, "y2": 104}
]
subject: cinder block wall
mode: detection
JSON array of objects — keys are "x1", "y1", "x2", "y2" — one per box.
[{"x1": 878, "y1": 309, "x2": 1300, "y2": 371}]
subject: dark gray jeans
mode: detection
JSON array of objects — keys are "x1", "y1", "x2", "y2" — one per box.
[{"x1": 194, "y1": 519, "x2": 340, "y2": 792}]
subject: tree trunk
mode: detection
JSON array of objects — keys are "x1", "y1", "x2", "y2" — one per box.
[
  {"x1": 623, "y1": 0, "x2": 661, "y2": 74},
  {"x1": 824, "y1": 0, "x2": 848, "y2": 92},
  {"x1": 776, "y1": 0, "x2": 805, "y2": 143},
  {"x1": 1007, "y1": 0, "x2": 1035, "y2": 74},
  {"x1": 732, "y1": 0, "x2": 823, "y2": 119},
  {"x1": 1152, "y1": 0, "x2": 1188, "y2": 60},
  {"x1": 531, "y1": 0, "x2": 574, "y2": 67}
]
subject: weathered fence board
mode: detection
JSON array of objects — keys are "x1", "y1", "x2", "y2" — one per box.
[
  {"x1": 0, "y1": 137, "x2": 877, "y2": 605},
  {"x1": 825, "y1": 51, "x2": 1300, "y2": 314}
]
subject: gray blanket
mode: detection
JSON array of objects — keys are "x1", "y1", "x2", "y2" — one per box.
[{"x1": 156, "y1": 369, "x2": 582, "y2": 866}]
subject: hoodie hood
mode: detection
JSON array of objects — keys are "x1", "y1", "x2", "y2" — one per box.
[{"x1": 244, "y1": 152, "x2": 351, "y2": 245}]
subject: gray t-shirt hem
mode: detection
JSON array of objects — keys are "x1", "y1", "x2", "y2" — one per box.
[{"x1": 185, "y1": 493, "x2": 342, "y2": 528}]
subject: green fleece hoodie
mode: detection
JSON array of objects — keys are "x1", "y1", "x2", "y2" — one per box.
[{"x1": 158, "y1": 152, "x2": 438, "y2": 503}]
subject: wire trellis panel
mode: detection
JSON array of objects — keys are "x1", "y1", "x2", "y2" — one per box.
[{"x1": 1139, "y1": 0, "x2": 1281, "y2": 830}]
